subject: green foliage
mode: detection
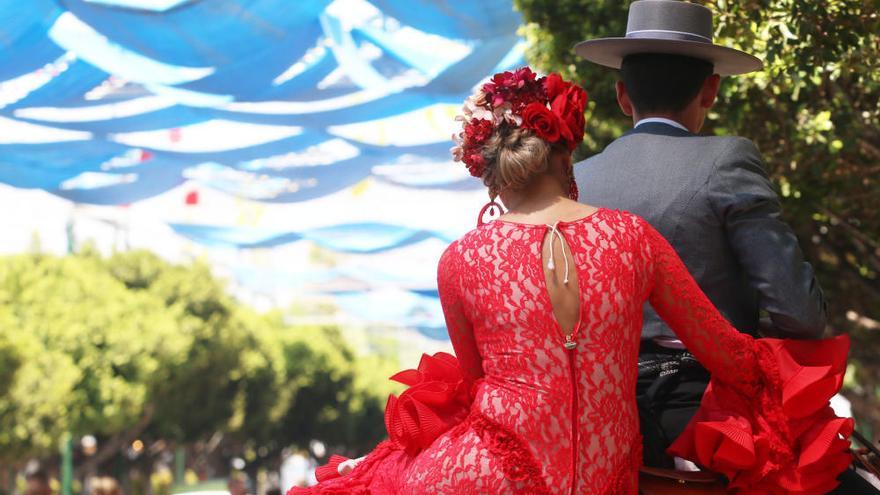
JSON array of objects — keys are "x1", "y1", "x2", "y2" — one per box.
[
  {"x1": 0, "y1": 329, "x2": 21, "y2": 399},
  {"x1": 515, "y1": 0, "x2": 880, "y2": 434},
  {"x1": 271, "y1": 325, "x2": 400, "y2": 455},
  {"x1": 0, "y1": 252, "x2": 183, "y2": 457},
  {"x1": 0, "y1": 249, "x2": 396, "y2": 463}
]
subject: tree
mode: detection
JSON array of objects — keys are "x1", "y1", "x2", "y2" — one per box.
[
  {"x1": 0, "y1": 248, "x2": 397, "y2": 473},
  {"x1": 269, "y1": 325, "x2": 398, "y2": 458},
  {"x1": 107, "y1": 251, "x2": 285, "y2": 444},
  {"x1": 0, "y1": 251, "x2": 184, "y2": 460},
  {"x1": 0, "y1": 330, "x2": 21, "y2": 400},
  {"x1": 515, "y1": 0, "x2": 880, "y2": 435},
  {"x1": 103, "y1": 251, "x2": 392, "y2": 469}
]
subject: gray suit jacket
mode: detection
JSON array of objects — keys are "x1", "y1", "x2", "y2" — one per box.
[{"x1": 575, "y1": 122, "x2": 826, "y2": 342}]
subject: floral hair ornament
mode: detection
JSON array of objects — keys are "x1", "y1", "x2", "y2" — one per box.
[{"x1": 450, "y1": 67, "x2": 588, "y2": 182}]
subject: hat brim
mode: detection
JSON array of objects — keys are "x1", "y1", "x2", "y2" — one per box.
[{"x1": 574, "y1": 38, "x2": 762, "y2": 76}]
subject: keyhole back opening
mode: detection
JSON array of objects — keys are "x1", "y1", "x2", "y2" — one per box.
[{"x1": 540, "y1": 224, "x2": 583, "y2": 338}]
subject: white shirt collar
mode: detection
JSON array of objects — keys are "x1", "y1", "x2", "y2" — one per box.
[{"x1": 634, "y1": 117, "x2": 689, "y2": 132}]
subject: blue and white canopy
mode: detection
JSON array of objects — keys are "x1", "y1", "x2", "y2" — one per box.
[
  {"x1": 0, "y1": 0, "x2": 527, "y2": 339},
  {"x1": 0, "y1": 0, "x2": 525, "y2": 204}
]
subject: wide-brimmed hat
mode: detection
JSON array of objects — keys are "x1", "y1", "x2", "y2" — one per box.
[{"x1": 574, "y1": 0, "x2": 762, "y2": 76}]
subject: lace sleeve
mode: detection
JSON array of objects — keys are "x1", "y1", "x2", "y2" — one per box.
[
  {"x1": 437, "y1": 242, "x2": 484, "y2": 384},
  {"x1": 637, "y1": 220, "x2": 852, "y2": 491},
  {"x1": 642, "y1": 220, "x2": 760, "y2": 387}
]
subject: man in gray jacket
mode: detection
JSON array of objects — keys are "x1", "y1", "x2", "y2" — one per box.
[{"x1": 574, "y1": 0, "x2": 828, "y2": 471}]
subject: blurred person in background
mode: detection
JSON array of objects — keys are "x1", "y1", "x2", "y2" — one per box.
[
  {"x1": 280, "y1": 449, "x2": 315, "y2": 489},
  {"x1": 89, "y1": 477, "x2": 121, "y2": 495},
  {"x1": 24, "y1": 469, "x2": 51, "y2": 495},
  {"x1": 226, "y1": 473, "x2": 248, "y2": 495}
]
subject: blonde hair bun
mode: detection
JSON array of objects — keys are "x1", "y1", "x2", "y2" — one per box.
[{"x1": 480, "y1": 126, "x2": 551, "y2": 194}]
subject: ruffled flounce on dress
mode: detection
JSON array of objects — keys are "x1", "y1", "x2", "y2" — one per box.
[
  {"x1": 289, "y1": 352, "x2": 551, "y2": 494},
  {"x1": 289, "y1": 335, "x2": 852, "y2": 495},
  {"x1": 668, "y1": 334, "x2": 853, "y2": 495}
]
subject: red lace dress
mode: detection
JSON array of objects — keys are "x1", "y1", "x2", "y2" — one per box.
[{"x1": 290, "y1": 208, "x2": 851, "y2": 495}]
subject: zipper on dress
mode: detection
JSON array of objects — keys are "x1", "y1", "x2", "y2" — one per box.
[
  {"x1": 544, "y1": 224, "x2": 582, "y2": 495},
  {"x1": 566, "y1": 342, "x2": 579, "y2": 495}
]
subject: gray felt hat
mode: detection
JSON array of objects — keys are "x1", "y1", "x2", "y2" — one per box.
[{"x1": 574, "y1": 0, "x2": 762, "y2": 76}]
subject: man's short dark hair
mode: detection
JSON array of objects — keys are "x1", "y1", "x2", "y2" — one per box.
[{"x1": 620, "y1": 53, "x2": 714, "y2": 115}]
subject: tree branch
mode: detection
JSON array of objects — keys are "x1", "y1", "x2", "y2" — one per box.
[{"x1": 74, "y1": 405, "x2": 155, "y2": 476}]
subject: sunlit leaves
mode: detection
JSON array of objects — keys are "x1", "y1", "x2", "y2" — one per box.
[{"x1": 0, "y1": 250, "x2": 396, "y2": 463}]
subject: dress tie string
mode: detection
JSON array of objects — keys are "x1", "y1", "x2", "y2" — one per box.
[{"x1": 546, "y1": 221, "x2": 570, "y2": 285}]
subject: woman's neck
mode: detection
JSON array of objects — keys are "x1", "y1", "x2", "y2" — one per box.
[
  {"x1": 501, "y1": 175, "x2": 568, "y2": 214},
  {"x1": 496, "y1": 174, "x2": 600, "y2": 225}
]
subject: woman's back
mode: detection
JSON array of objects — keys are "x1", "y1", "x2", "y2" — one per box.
[
  {"x1": 293, "y1": 66, "x2": 851, "y2": 495},
  {"x1": 428, "y1": 207, "x2": 649, "y2": 493}
]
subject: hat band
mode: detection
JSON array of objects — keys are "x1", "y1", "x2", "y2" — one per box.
[{"x1": 625, "y1": 29, "x2": 712, "y2": 44}]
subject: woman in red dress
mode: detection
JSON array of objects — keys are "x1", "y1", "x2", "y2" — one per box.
[{"x1": 291, "y1": 68, "x2": 852, "y2": 495}]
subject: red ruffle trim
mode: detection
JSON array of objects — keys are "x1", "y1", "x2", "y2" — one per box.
[
  {"x1": 314, "y1": 455, "x2": 348, "y2": 482},
  {"x1": 287, "y1": 441, "x2": 398, "y2": 495},
  {"x1": 601, "y1": 440, "x2": 641, "y2": 494},
  {"x1": 287, "y1": 352, "x2": 475, "y2": 495},
  {"x1": 468, "y1": 410, "x2": 550, "y2": 493},
  {"x1": 381, "y1": 353, "x2": 548, "y2": 491},
  {"x1": 668, "y1": 334, "x2": 853, "y2": 495},
  {"x1": 384, "y1": 351, "x2": 473, "y2": 455}
]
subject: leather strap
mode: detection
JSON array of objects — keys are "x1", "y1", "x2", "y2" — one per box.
[
  {"x1": 639, "y1": 467, "x2": 722, "y2": 484},
  {"x1": 638, "y1": 352, "x2": 701, "y2": 379}
]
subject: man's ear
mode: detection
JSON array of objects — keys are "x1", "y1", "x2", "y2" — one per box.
[
  {"x1": 700, "y1": 74, "x2": 721, "y2": 109},
  {"x1": 616, "y1": 80, "x2": 634, "y2": 117}
]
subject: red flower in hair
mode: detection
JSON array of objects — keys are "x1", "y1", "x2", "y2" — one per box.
[
  {"x1": 464, "y1": 151, "x2": 485, "y2": 178},
  {"x1": 546, "y1": 75, "x2": 587, "y2": 151},
  {"x1": 451, "y1": 66, "x2": 589, "y2": 173},
  {"x1": 543, "y1": 73, "x2": 568, "y2": 101},
  {"x1": 521, "y1": 103, "x2": 561, "y2": 143},
  {"x1": 457, "y1": 118, "x2": 494, "y2": 177},
  {"x1": 482, "y1": 67, "x2": 545, "y2": 114},
  {"x1": 464, "y1": 118, "x2": 494, "y2": 144}
]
